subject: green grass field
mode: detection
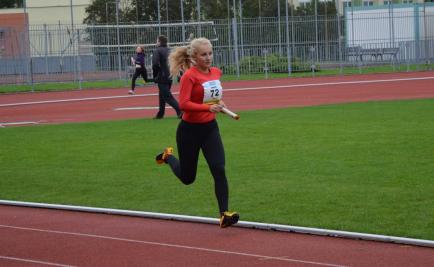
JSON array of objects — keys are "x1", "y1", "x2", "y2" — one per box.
[{"x1": 1, "y1": 99, "x2": 433, "y2": 240}]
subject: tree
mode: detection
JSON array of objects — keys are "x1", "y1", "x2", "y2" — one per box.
[
  {"x1": 83, "y1": 0, "x2": 133, "y2": 24},
  {"x1": 294, "y1": 1, "x2": 337, "y2": 16},
  {"x1": 83, "y1": 0, "x2": 290, "y2": 24},
  {"x1": 200, "y1": 0, "x2": 231, "y2": 20},
  {"x1": 0, "y1": 0, "x2": 23, "y2": 9},
  {"x1": 125, "y1": 0, "x2": 196, "y2": 23},
  {"x1": 84, "y1": 0, "x2": 199, "y2": 25}
]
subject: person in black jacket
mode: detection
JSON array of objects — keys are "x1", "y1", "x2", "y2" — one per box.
[
  {"x1": 129, "y1": 46, "x2": 149, "y2": 95},
  {"x1": 152, "y1": 35, "x2": 182, "y2": 119}
]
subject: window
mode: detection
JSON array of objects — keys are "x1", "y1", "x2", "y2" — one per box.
[
  {"x1": 343, "y1": 1, "x2": 352, "y2": 7},
  {"x1": 363, "y1": 1, "x2": 374, "y2": 6}
]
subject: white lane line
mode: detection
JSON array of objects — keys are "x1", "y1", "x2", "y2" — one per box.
[
  {"x1": 1, "y1": 76, "x2": 434, "y2": 108},
  {"x1": 0, "y1": 255, "x2": 77, "y2": 267},
  {"x1": 0, "y1": 224, "x2": 347, "y2": 267},
  {"x1": 0, "y1": 93, "x2": 158, "y2": 108},
  {"x1": 223, "y1": 76, "x2": 434, "y2": 93},
  {"x1": 114, "y1": 106, "x2": 159, "y2": 111},
  {"x1": 0, "y1": 121, "x2": 39, "y2": 127}
]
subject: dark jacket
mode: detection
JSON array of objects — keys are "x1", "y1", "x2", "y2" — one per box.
[
  {"x1": 135, "y1": 52, "x2": 145, "y2": 67},
  {"x1": 152, "y1": 45, "x2": 171, "y2": 84}
]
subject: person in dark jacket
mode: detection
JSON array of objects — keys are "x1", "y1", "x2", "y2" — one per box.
[
  {"x1": 129, "y1": 46, "x2": 148, "y2": 95},
  {"x1": 152, "y1": 35, "x2": 182, "y2": 119}
]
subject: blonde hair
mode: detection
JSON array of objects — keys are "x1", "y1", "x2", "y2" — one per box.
[{"x1": 169, "y1": 37, "x2": 213, "y2": 77}]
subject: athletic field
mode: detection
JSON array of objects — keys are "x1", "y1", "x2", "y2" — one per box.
[{"x1": 1, "y1": 72, "x2": 434, "y2": 266}]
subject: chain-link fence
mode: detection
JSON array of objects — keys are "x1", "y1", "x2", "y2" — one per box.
[{"x1": 1, "y1": 3, "x2": 433, "y2": 89}]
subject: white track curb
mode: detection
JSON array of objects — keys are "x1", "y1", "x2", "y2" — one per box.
[{"x1": 1, "y1": 200, "x2": 433, "y2": 248}]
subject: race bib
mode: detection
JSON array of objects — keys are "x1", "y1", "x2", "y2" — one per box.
[
  {"x1": 202, "y1": 80, "x2": 223, "y2": 104},
  {"x1": 135, "y1": 64, "x2": 142, "y2": 68}
]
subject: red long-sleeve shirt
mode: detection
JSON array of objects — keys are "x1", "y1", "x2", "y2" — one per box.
[{"x1": 179, "y1": 66, "x2": 223, "y2": 123}]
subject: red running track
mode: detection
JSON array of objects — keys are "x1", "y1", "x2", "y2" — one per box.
[
  {"x1": 1, "y1": 205, "x2": 434, "y2": 267},
  {"x1": 1, "y1": 71, "x2": 434, "y2": 126}
]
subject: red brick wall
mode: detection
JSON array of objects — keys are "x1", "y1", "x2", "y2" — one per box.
[{"x1": 0, "y1": 13, "x2": 29, "y2": 58}]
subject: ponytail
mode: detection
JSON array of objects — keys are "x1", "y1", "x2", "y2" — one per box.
[{"x1": 168, "y1": 46, "x2": 191, "y2": 78}]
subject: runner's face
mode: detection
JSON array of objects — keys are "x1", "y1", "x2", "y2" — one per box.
[
  {"x1": 136, "y1": 47, "x2": 142, "y2": 53},
  {"x1": 194, "y1": 44, "x2": 213, "y2": 71}
]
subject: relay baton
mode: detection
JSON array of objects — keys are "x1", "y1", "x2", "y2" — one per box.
[{"x1": 221, "y1": 107, "x2": 240, "y2": 120}]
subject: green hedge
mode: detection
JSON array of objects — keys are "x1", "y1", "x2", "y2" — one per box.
[{"x1": 220, "y1": 54, "x2": 316, "y2": 74}]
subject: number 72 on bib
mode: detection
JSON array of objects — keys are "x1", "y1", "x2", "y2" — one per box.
[{"x1": 202, "y1": 80, "x2": 223, "y2": 104}]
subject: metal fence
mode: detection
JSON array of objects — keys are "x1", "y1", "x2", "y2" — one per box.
[{"x1": 1, "y1": 4, "x2": 433, "y2": 87}]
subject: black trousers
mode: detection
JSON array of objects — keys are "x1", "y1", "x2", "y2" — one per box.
[
  {"x1": 131, "y1": 67, "x2": 148, "y2": 90},
  {"x1": 156, "y1": 82, "x2": 181, "y2": 118},
  {"x1": 166, "y1": 120, "x2": 229, "y2": 213}
]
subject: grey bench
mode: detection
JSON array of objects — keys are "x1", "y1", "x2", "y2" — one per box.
[{"x1": 346, "y1": 47, "x2": 399, "y2": 61}]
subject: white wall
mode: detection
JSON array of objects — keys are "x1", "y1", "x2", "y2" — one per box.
[
  {"x1": 26, "y1": 0, "x2": 91, "y2": 25},
  {"x1": 0, "y1": 0, "x2": 92, "y2": 25},
  {"x1": 345, "y1": 4, "x2": 434, "y2": 48}
]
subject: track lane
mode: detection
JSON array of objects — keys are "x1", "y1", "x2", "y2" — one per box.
[
  {"x1": 1, "y1": 71, "x2": 434, "y2": 126},
  {"x1": 1, "y1": 205, "x2": 433, "y2": 267}
]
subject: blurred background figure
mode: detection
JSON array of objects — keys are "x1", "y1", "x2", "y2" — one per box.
[
  {"x1": 129, "y1": 46, "x2": 148, "y2": 95},
  {"x1": 152, "y1": 35, "x2": 182, "y2": 119}
]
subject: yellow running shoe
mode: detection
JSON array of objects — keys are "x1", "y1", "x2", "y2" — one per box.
[
  {"x1": 219, "y1": 211, "x2": 239, "y2": 228},
  {"x1": 155, "y1": 147, "x2": 173, "y2": 164}
]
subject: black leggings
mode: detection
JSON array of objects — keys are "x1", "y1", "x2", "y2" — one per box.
[
  {"x1": 166, "y1": 120, "x2": 229, "y2": 213},
  {"x1": 131, "y1": 67, "x2": 148, "y2": 90}
]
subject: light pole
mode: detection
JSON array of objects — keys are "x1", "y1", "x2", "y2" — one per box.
[
  {"x1": 335, "y1": 0, "x2": 343, "y2": 74},
  {"x1": 70, "y1": 0, "x2": 79, "y2": 87},
  {"x1": 239, "y1": 0, "x2": 244, "y2": 57},
  {"x1": 166, "y1": 0, "x2": 169, "y2": 38},
  {"x1": 197, "y1": 0, "x2": 202, "y2": 36},
  {"x1": 423, "y1": 1, "x2": 430, "y2": 67},
  {"x1": 325, "y1": 0, "x2": 329, "y2": 60},
  {"x1": 115, "y1": 0, "x2": 122, "y2": 80},
  {"x1": 181, "y1": 0, "x2": 185, "y2": 42},
  {"x1": 259, "y1": 0, "x2": 263, "y2": 47},
  {"x1": 314, "y1": 0, "x2": 319, "y2": 62},
  {"x1": 232, "y1": 0, "x2": 240, "y2": 77},
  {"x1": 227, "y1": 0, "x2": 232, "y2": 55},
  {"x1": 351, "y1": 0, "x2": 355, "y2": 48},
  {"x1": 285, "y1": 0, "x2": 291, "y2": 76},
  {"x1": 277, "y1": 0, "x2": 282, "y2": 56},
  {"x1": 290, "y1": 0, "x2": 295, "y2": 59},
  {"x1": 23, "y1": 0, "x2": 34, "y2": 91},
  {"x1": 157, "y1": 0, "x2": 161, "y2": 35}
]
